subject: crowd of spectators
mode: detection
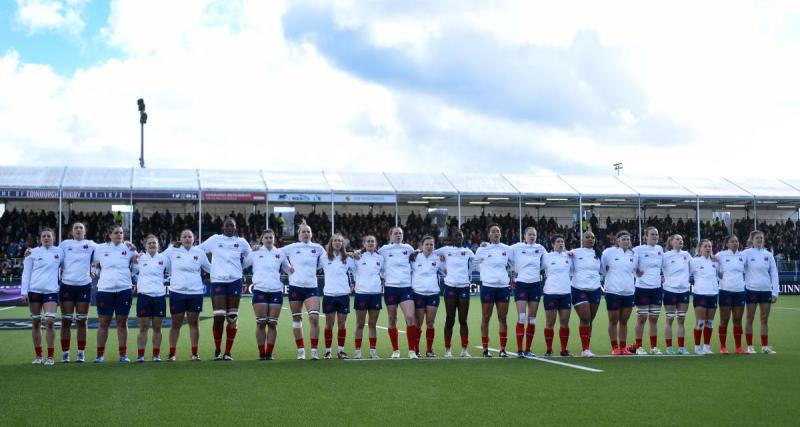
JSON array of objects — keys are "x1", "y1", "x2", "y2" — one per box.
[{"x1": 2, "y1": 207, "x2": 799, "y2": 278}]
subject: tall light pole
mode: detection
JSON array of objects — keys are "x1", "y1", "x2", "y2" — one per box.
[
  {"x1": 613, "y1": 162, "x2": 623, "y2": 176},
  {"x1": 138, "y1": 98, "x2": 147, "y2": 168}
]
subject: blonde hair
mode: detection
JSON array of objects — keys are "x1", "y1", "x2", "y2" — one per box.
[
  {"x1": 746, "y1": 230, "x2": 764, "y2": 248},
  {"x1": 696, "y1": 239, "x2": 712, "y2": 256},
  {"x1": 326, "y1": 233, "x2": 348, "y2": 262},
  {"x1": 667, "y1": 234, "x2": 683, "y2": 250}
]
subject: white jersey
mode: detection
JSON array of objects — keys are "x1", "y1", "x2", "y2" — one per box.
[
  {"x1": 59, "y1": 239, "x2": 97, "y2": 286},
  {"x1": 93, "y1": 243, "x2": 135, "y2": 292},
  {"x1": 716, "y1": 249, "x2": 745, "y2": 292},
  {"x1": 377, "y1": 243, "x2": 414, "y2": 288},
  {"x1": 200, "y1": 234, "x2": 251, "y2": 283},
  {"x1": 21, "y1": 245, "x2": 63, "y2": 294},
  {"x1": 163, "y1": 246, "x2": 211, "y2": 294},
  {"x1": 570, "y1": 247, "x2": 601, "y2": 291},
  {"x1": 690, "y1": 256, "x2": 719, "y2": 295},
  {"x1": 543, "y1": 250, "x2": 572, "y2": 295},
  {"x1": 662, "y1": 250, "x2": 691, "y2": 293},
  {"x1": 633, "y1": 244, "x2": 664, "y2": 289},
  {"x1": 434, "y1": 246, "x2": 474, "y2": 287},
  {"x1": 601, "y1": 247, "x2": 635, "y2": 296},
  {"x1": 411, "y1": 252, "x2": 444, "y2": 295},
  {"x1": 283, "y1": 241, "x2": 325, "y2": 288},
  {"x1": 134, "y1": 252, "x2": 170, "y2": 297},
  {"x1": 474, "y1": 243, "x2": 512, "y2": 288},
  {"x1": 353, "y1": 251, "x2": 384, "y2": 294},
  {"x1": 244, "y1": 247, "x2": 290, "y2": 293},
  {"x1": 742, "y1": 248, "x2": 780, "y2": 297},
  {"x1": 510, "y1": 242, "x2": 546, "y2": 283},
  {"x1": 321, "y1": 253, "x2": 355, "y2": 297}
]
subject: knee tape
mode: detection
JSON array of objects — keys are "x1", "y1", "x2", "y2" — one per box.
[
  {"x1": 44, "y1": 312, "x2": 57, "y2": 320},
  {"x1": 62, "y1": 314, "x2": 74, "y2": 322},
  {"x1": 705, "y1": 320, "x2": 713, "y2": 328},
  {"x1": 256, "y1": 317, "x2": 268, "y2": 326},
  {"x1": 30, "y1": 314, "x2": 42, "y2": 320},
  {"x1": 308, "y1": 310, "x2": 320, "y2": 318},
  {"x1": 267, "y1": 317, "x2": 278, "y2": 326},
  {"x1": 226, "y1": 311, "x2": 239, "y2": 325},
  {"x1": 528, "y1": 317, "x2": 536, "y2": 325},
  {"x1": 665, "y1": 312, "x2": 676, "y2": 320},
  {"x1": 518, "y1": 313, "x2": 526, "y2": 323},
  {"x1": 637, "y1": 307, "x2": 650, "y2": 316},
  {"x1": 213, "y1": 309, "x2": 227, "y2": 317},
  {"x1": 76, "y1": 314, "x2": 89, "y2": 321},
  {"x1": 292, "y1": 320, "x2": 302, "y2": 329},
  {"x1": 696, "y1": 319, "x2": 705, "y2": 328},
  {"x1": 677, "y1": 311, "x2": 687, "y2": 319},
  {"x1": 649, "y1": 308, "x2": 661, "y2": 317}
]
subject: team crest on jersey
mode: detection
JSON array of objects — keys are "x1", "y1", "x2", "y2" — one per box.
[
  {"x1": 234, "y1": 243, "x2": 239, "y2": 248},
  {"x1": 54, "y1": 255, "x2": 59, "y2": 259},
  {"x1": 565, "y1": 260, "x2": 569, "y2": 264},
  {"x1": 535, "y1": 250, "x2": 540, "y2": 254},
  {"x1": 193, "y1": 256, "x2": 199, "y2": 261},
  {"x1": 764, "y1": 256, "x2": 769, "y2": 261},
  {"x1": 275, "y1": 254, "x2": 280, "y2": 259},
  {"x1": 143, "y1": 263, "x2": 148, "y2": 267},
  {"x1": 311, "y1": 249, "x2": 317, "y2": 254},
  {"x1": 376, "y1": 262, "x2": 381, "y2": 266},
  {"x1": 104, "y1": 253, "x2": 109, "y2": 257},
  {"x1": 158, "y1": 261, "x2": 164, "y2": 266},
  {"x1": 68, "y1": 248, "x2": 73, "y2": 251},
  {"x1": 403, "y1": 251, "x2": 408, "y2": 255},
  {"x1": 658, "y1": 252, "x2": 662, "y2": 255},
  {"x1": 259, "y1": 255, "x2": 264, "y2": 259},
  {"x1": 218, "y1": 244, "x2": 223, "y2": 248},
  {"x1": 83, "y1": 245, "x2": 89, "y2": 250},
  {"x1": 502, "y1": 252, "x2": 507, "y2": 256},
  {"x1": 176, "y1": 255, "x2": 182, "y2": 259},
  {"x1": 629, "y1": 258, "x2": 634, "y2": 262},
  {"x1": 122, "y1": 251, "x2": 127, "y2": 256},
  {"x1": 432, "y1": 262, "x2": 437, "y2": 267},
  {"x1": 461, "y1": 251, "x2": 466, "y2": 256},
  {"x1": 342, "y1": 260, "x2": 347, "y2": 265}
]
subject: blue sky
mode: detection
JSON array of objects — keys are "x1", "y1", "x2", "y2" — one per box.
[{"x1": 0, "y1": 0, "x2": 798, "y2": 178}]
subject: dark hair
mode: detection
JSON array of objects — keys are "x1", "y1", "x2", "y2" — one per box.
[
  {"x1": 487, "y1": 223, "x2": 501, "y2": 233},
  {"x1": 326, "y1": 233, "x2": 348, "y2": 262},
  {"x1": 105, "y1": 225, "x2": 123, "y2": 242},
  {"x1": 722, "y1": 235, "x2": 739, "y2": 249},
  {"x1": 40, "y1": 227, "x2": 55, "y2": 237},
  {"x1": 551, "y1": 234, "x2": 565, "y2": 244}
]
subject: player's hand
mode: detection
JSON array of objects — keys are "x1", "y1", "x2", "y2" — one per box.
[
  {"x1": 771, "y1": 296, "x2": 778, "y2": 304},
  {"x1": 438, "y1": 254, "x2": 446, "y2": 262},
  {"x1": 352, "y1": 250, "x2": 362, "y2": 260},
  {"x1": 480, "y1": 242, "x2": 488, "y2": 247},
  {"x1": 125, "y1": 241, "x2": 137, "y2": 251},
  {"x1": 24, "y1": 248, "x2": 32, "y2": 257},
  {"x1": 252, "y1": 244, "x2": 261, "y2": 251},
  {"x1": 288, "y1": 266, "x2": 295, "y2": 274},
  {"x1": 567, "y1": 250, "x2": 574, "y2": 257},
  {"x1": 635, "y1": 269, "x2": 644, "y2": 278},
  {"x1": 21, "y1": 295, "x2": 28, "y2": 304}
]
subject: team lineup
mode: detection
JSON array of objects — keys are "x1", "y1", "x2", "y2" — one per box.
[{"x1": 20, "y1": 218, "x2": 780, "y2": 365}]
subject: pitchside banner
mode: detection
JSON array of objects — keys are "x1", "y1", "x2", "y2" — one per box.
[
  {"x1": 0, "y1": 189, "x2": 59, "y2": 199},
  {"x1": 202, "y1": 192, "x2": 266, "y2": 202},
  {"x1": 268, "y1": 193, "x2": 396, "y2": 204}
]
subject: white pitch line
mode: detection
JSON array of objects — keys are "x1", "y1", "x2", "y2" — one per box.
[
  {"x1": 774, "y1": 307, "x2": 800, "y2": 311},
  {"x1": 586, "y1": 354, "x2": 702, "y2": 358},
  {"x1": 0, "y1": 306, "x2": 16, "y2": 311},
  {"x1": 376, "y1": 325, "x2": 407, "y2": 334},
  {"x1": 475, "y1": 346, "x2": 603, "y2": 373}
]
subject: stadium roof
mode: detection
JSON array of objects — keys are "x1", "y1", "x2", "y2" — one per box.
[{"x1": 1, "y1": 166, "x2": 799, "y2": 201}]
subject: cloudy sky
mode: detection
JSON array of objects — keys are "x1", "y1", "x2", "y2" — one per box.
[{"x1": 0, "y1": 0, "x2": 798, "y2": 177}]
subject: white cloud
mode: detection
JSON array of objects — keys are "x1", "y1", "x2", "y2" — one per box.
[{"x1": 15, "y1": 0, "x2": 88, "y2": 35}]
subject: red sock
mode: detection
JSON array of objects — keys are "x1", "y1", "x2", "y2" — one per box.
[
  {"x1": 559, "y1": 326, "x2": 569, "y2": 352},
  {"x1": 525, "y1": 324, "x2": 535, "y2": 352},
  {"x1": 369, "y1": 337, "x2": 377, "y2": 349},
  {"x1": 61, "y1": 338, "x2": 70, "y2": 352},
  {"x1": 153, "y1": 348, "x2": 160, "y2": 357},
  {"x1": 212, "y1": 326, "x2": 223, "y2": 351},
  {"x1": 324, "y1": 328, "x2": 333, "y2": 348},
  {"x1": 35, "y1": 346, "x2": 42, "y2": 357},
  {"x1": 191, "y1": 346, "x2": 198, "y2": 355},
  {"x1": 746, "y1": 332, "x2": 753, "y2": 346},
  {"x1": 355, "y1": 338, "x2": 363, "y2": 350},
  {"x1": 481, "y1": 335, "x2": 489, "y2": 351},
  {"x1": 337, "y1": 328, "x2": 347, "y2": 347},
  {"x1": 761, "y1": 334, "x2": 768, "y2": 346},
  {"x1": 224, "y1": 325, "x2": 237, "y2": 353},
  {"x1": 77, "y1": 340, "x2": 86, "y2": 351},
  {"x1": 460, "y1": 335, "x2": 468, "y2": 349},
  {"x1": 610, "y1": 339, "x2": 618, "y2": 350},
  {"x1": 266, "y1": 343, "x2": 274, "y2": 355},
  {"x1": 388, "y1": 327, "x2": 399, "y2": 351},
  {"x1": 515, "y1": 322, "x2": 525, "y2": 352},
  {"x1": 138, "y1": 348, "x2": 145, "y2": 357},
  {"x1": 693, "y1": 328, "x2": 702, "y2": 346},
  {"x1": 677, "y1": 336, "x2": 685, "y2": 348},
  {"x1": 635, "y1": 338, "x2": 643, "y2": 349},
  {"x1": 718, "y1": 326, "x2": 728, "y2": 347},
  {"x1": 444, "y1": 337, "x2": 452, "y2": 349},
  {"x1": 579, "y1": 326, "x2": 591, "y2": 351},
  {"x1": 47, "y1": 347, "x2": 54, "y2": 358},
  {"x1": 258, "y1": 344, "x2": 266, "y2": 355},
  {"x1": 416, "y1": 328, "x2": 423, "y2": 352},
  {"x1": 544, "y1": 328, "x2": 554, "y2": 352},
  {"x1": 169, "y1": 346, "x2": 176, "y2": 356},
  {"x1": 665, "y1": 338, "x2": 673, "y2": 348},
  {"x1": 620, "y1": 339, "x2": 627, "y2": 349},
  {"x1": 733, "y1": 325, "x2": 743, "y2": 348},
  {"x1": 499, "y1": 330, "x2": 508, "y2": 350},
  {"x1": 310, "y1": 338, "x2": 319, "y2": 349},
  {"x1": 295, "y1": 337, "x2": 304, "y2": 349},
  {"x1": 119, "y1": 346, "x2": 127, "y2": 356},
  {"x1": 703, "y1": 326, "x2": 712, "y2": 345},
  {"x1": 425, "y1": 328, "x2": 435, "y2": 353},
  {"x1": 406, "y1": 326, "x2": 417, "y2": 352},
  {"x1": 649, "y1": 334, "x2": 657, "y2": 348}
]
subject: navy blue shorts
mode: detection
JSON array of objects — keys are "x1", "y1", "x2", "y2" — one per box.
[
  {"x1": 718, "y1": 290, "x2": 746, "y2": 308},
  {"x1": 169, "y1": 292, "x2": 203, "y2": 314},
  {"x1": 443, "y1": 285, "x2": 470, "y2": 301},
  {"x1": 210, "y1": 279, "x2": 243, "y2": 297},
  {"x1": 693, "y1": 294, "x2": 718, "y2": 309},
  {"x1": 27, "y1": 292, "x2": 59, "y2": 304},
  {"x1": 96, "y1": 289, "x2": 133, "y2": 317},
  {"x1": 288, "y1": 286, "x2": 319, "y2": 302},
  {"x1": 543, "y1": 293, "x2": 572, "y2": 310},
  {"x1": 136, "y1": 294, "x2": 166, "y2": 318},
  {"x1": 745, "y1": 289, "x2": 773, "y2": 304},
  {"x1": 252, "y1": 289, "x2": 283, "y2": 305},
  {"x1": 354, "y1": 293, "x2": 382, "y2": 311},
  {"x1": 571, "y1": 287, "x2": 602, "y2": 305},
  {"x1": 323, "y1": 295, "x2": 350, "y2": 314},
  {"x1": 663, "y1": 290, "x2": 690, "y2": 306},
  {"x1": 514, "y1": 281, "x2": 543, "y2": 302},
  {"x1": 634, "y1": 287, "x2": 663, "y2": 306},
  {"x1": 384, "y1": 286, "x2": 413, "y2": 306},
  {"x1": 605, "y1": 293, "x2": 635, "y2": 311},
  {"x1": 60, "y1": 283, "x2": 91, "y2": 303},
  {"x1": 480, "y1": 286, "x2": 510, "y2": 304},
  {"x1": 413, "y1": 293, "x2": 440, "y2": 309}
]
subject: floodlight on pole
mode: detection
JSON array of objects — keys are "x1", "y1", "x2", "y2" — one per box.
[{"x1": 138, "y1": 98, "x2": 147, "y2": 168}]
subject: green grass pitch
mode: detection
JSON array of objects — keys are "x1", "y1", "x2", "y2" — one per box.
[{"x1": 1, "y1": 296, "x2": 798, "y2": 425}]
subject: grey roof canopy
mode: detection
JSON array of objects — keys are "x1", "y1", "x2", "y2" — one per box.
[{"x1": 1, "y1": 166, "x2": 799, "y2": 201}]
